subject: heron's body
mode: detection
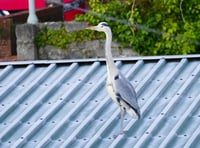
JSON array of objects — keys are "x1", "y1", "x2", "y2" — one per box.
[
  {"x1": 86, "y1": 22, "x2": 140, "y2": 135},
  {"x1": 106, "y1": 71, "x2": 140, "y2": 119}
]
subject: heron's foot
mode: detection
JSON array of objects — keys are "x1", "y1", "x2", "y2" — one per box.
[{"x1": 113, "y1": 130, "x2": 128, "y2": 138}]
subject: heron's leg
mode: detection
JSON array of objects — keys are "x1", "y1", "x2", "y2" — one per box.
[
  {"x1": 120, "y1": 106, "x2": 124, "y2": 134},
  {"x1": 113, "y1": 106, "x2": 126, "y2": 138}
]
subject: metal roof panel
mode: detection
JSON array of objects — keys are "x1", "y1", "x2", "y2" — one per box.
[{"x1": 0, "y1": 55, "x2": 200, "y2": 148}]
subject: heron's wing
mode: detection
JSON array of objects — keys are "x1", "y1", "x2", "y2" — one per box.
[{"x1": 114, "y1": 72, "x2": 140, "y2": 115}]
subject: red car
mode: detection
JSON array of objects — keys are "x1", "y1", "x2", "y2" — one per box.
[{"x1": 0, "y1": 0, "x2": 85, "y2": 21}]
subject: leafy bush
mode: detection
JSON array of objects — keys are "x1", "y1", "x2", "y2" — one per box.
[
  {"x1": 76, "y1": 0, "x2": 200, "y2": 55},
  {"x1": 35, "y1": 25, "x2": 103, "y2": 49}
]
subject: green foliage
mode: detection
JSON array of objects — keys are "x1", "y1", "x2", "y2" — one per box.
[
  {"x1": 75, "y1": 0, "x2": 200, "y2": 55},
  {"x1": 35, "y1": 25, "x2": 102, "y2": 49}
]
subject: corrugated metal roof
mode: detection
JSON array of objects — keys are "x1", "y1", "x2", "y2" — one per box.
[{"x1": 0, "y1": 55, "x2": 200, "y2": 148}]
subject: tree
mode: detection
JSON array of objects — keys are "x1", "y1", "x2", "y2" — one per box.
[{"x1": 76, "y1": 0, "x2": 200, "y2": 55}]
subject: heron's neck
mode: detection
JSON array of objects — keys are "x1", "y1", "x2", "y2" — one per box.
[{"x1": 105, "y1": 29, "x2": 117, "y2": 76}]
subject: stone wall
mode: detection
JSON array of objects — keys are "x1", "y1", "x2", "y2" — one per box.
[{"x1": 16, "y1": 22, "x2": 138, "y2": 60}]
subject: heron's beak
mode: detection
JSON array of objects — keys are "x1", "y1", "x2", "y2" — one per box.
[{"x1": 86, "y1": 26, "x2": 97, "y2": 30}]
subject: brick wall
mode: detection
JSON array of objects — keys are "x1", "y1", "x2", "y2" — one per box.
[{"x1": 0, "y1": 19, "x2": 17, "y2": 61}]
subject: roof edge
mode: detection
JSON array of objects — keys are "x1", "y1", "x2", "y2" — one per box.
[{"x1": 0, "y1": 54, "x2": 200, "y2": 66}]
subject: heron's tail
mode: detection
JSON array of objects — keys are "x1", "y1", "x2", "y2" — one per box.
[{"x1": 127, "y1": 107, "x2": 141, "y2": 119}]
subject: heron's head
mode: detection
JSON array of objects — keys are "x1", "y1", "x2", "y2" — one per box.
[{"x1": 86, "y1": 22, "x2": 110, "y2": 32}]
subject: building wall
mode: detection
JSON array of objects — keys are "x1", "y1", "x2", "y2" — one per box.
[{"x1": 16, "y1": 22, "x2": 138, "y2": 61}]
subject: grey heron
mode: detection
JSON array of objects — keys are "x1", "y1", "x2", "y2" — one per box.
[{"x1": 86, "y1": 22, "x2": 141, "y2": 136}]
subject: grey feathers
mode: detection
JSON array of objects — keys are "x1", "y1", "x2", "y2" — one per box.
[{"x1": 113, "y1": 72, "x2": 140, "y2": 118}]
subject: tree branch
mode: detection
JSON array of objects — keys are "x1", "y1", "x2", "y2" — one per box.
[{"x1": 180, "y1": 0, "x2": 186, "y2": 23}]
